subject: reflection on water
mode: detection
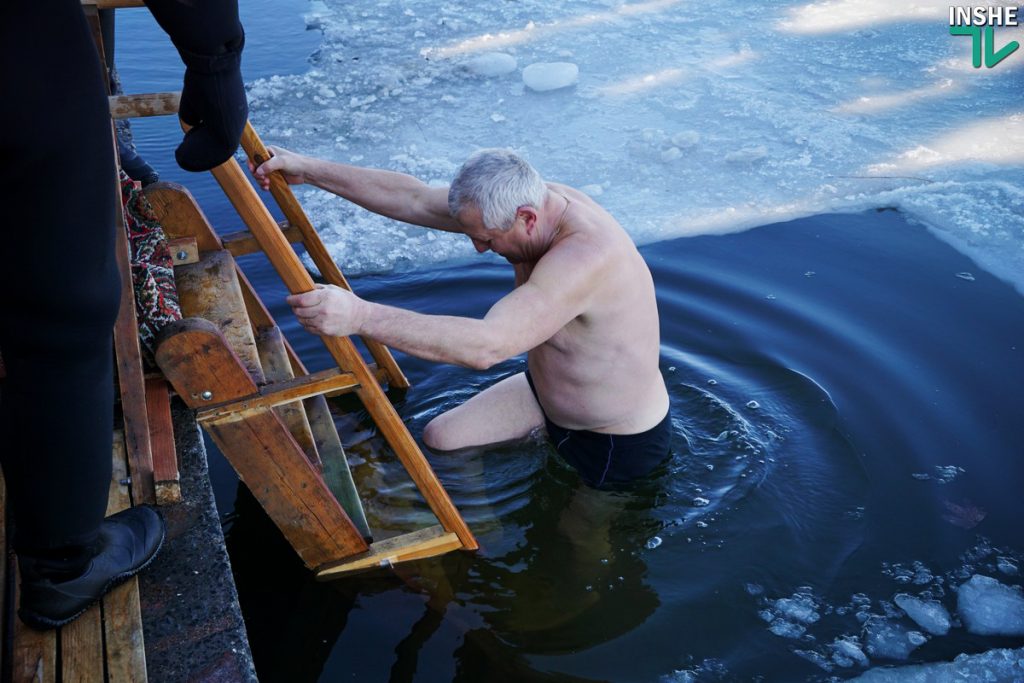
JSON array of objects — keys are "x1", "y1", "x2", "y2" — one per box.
[{"x1": 222, "y1": 210, "x2": 1024, "y2": 682}]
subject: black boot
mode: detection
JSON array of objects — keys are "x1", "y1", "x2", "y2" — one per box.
[{"x1": 17, "y1": 505, "x2": 165, "y2": 630}]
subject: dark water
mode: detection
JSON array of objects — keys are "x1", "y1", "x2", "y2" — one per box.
[
  {"x1": 225, "y1": 210, "x2": 1024, "y2": 682},
  {"x1": 113, "y1": 5, "x2": 1024, "y2": 681}
]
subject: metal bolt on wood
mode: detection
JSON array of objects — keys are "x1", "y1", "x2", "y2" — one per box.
[{"x1": 201, "y1": 390, "x2": 213, "y2": 400}]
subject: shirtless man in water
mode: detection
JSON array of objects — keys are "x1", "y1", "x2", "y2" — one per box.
[{"x1": 252, "y1": 147, "x2": 671, "y2": 487}]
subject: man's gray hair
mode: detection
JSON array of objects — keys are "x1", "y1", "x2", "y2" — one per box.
[{"x1": 448, "y1": 149, "x2": 547, "y2": 231}]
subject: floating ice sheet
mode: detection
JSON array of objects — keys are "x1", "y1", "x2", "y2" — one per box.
[
  {"x1": 957, "y1": 574, "x2": 1024, "y2": 636},
  {"x1": 247, "y1": 0, "x2": 1024, "y2": 288},
  {"x1": 851, "y1": 646, "x2": 1024, "y2": 682}
]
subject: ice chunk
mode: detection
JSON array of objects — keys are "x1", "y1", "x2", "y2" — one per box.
[
  {"x1": 671, "y1": 131, "x2": 701, "y2": 148},
  {"x1": 997, "y1": 557, "x2": 1020, "y2": 576},
  {"x1": 463, "y1": 53, "x2": 517, "y2": 77},
  {"x1": 851, "y1": 646, "x2": 1024, "y2": 682},
  {"x1": 775, "y1": 593, "x2": 819, "y2": 624},
  {"x1": 831, "y1": 636, "x2": 870, "y2": 667},
  {"x1": 303, "y1": 1, "x2": 333, "y2": 30},
  {"x1": 659, "y1": 671, "x2": 696, "y2": 683},
  {"x1": 724, "y1": 146, "x2": 768, "y2": 164},
  {"x1": 661, "y1": 147, "x2": 682, "y2": 162},
  {"x1": 522, "y1": 62, "x2": 579, "y2": 92},
  {"x1": 893, "y1": 594, "x2": 952, "y2": 635},
  {"x1": 957, "y1": 574, "x2": 1024, "y2": 636},
  {"x1": 768, "y1": 620, "x2": 805, "y2": 638},
  {"x1": 863, "y1": 617, "x2": 923, "y2": 660}
]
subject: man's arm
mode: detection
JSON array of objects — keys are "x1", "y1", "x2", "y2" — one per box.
[
  {"x1": 253, "y1": 147, "x2": 460, "y2": 231},
  {"x1": 288, "y1": 237, "x2": 607, "y2": 368}
]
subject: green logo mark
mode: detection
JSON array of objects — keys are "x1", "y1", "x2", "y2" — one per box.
[{"x1": 950, "y1": 25, "x2": 1020, "y2": 67}]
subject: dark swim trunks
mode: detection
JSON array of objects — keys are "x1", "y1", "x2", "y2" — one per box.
[{"x1": 525, "y1": 370, "x2": 672, "y2": 488}]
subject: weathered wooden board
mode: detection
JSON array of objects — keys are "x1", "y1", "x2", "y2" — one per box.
[
  {"x1": 155, "y1": 319, "x2": 369, "y2": 566},
  {"x1": 145, "y1": 378, "x2": 181, "y2": 505},
  {"x1": 104, "y1": 433, "x2": 148, "y2": 682},
  {"x1": 254, "y1": 326, "x2": 320, "y2": 469},
  {"x1": 175, "y1": 249, "x2": 266, "y2": 385}
]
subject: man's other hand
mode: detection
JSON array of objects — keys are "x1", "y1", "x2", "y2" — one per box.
[
  {"x1": 286, "y1": 284, "x2": 366, "y2": 338},
  {"x1": 249, "y1": 145, "x2": 307, "y2": 191}
]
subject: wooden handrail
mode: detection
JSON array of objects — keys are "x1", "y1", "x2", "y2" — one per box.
[
  {"x1": 240, "y1": 124, "x2": 411, "y2": 390},
  {"x1": 199, "y1": 122, "x2": 476, "y2": 551}
]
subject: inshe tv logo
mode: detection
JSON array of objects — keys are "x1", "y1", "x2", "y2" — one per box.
[{"x1": 949, "y1": 6, "x2": 1021, "y2": 68}]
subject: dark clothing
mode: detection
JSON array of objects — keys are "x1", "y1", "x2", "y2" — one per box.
[
  {"x1": 0, "y1": 0, "x2": 122, "y2": 558},
  {"x1": 0, "y1": 0, "x2": 241, "y2": 572},
  {"x1": 525, "y1": 370, "x2": 672, "y2": 488}
]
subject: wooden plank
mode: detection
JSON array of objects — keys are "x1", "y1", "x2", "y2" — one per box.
[
  {"x1": 82, "y1": 0, "x2": 146, "y2": 7},
  {"x1": 221, "y1": 222, "x2": 304, "y2": 257},
  {"x1": 205, "y1": 144, "x2": 476, "y2": 551},
  {"x1": 82, "y1": 4, "x2": 107, "y2": 75},
  {"x1": 168, "y1": 237, "x2": 199, "y2": 266},
  {"x1": 235, "y1": 267, "x2": 308, "y2": 376},
  {"x1": 144, "y1": 183, "x2": 223, "y2": 252},
  {"x1": 108, "y1": 92, "x2": 180, "y2": 120},
  {"x1": 60, "y1": 607, "x2": 104, "y2": 683},
  {"x1": 0, "y1": 469, "x2": 5, "y2": 677},
  {"x1": 145, "y1": 378, "x2": 181, "y2": 505},
  {"x1": 61, "y1": 426, "x2": 106, "y2": 678},
  {"x1": 240, "y1": 123, "x2": 410, "y2": 389},
  {"x1": 142, "y1": 183, "x2": 311, "y2": 378},
  {"x1": 305, "y1": 394, "x2": 372, "y2": 540},
  {"x1": 155, "y1": 319, "x2": 369, "y2": 566},
  {"x1": 111, "y1": 123, "x2": 156, "y2": 507},
  {"x1": 103, "y1": 580, "x2": 145, "y2": 682},
  {"x1": 254, "y1": 326, "x2": 321, "y2": 469},
  {"x1": 11, "y1": 565, "x2": 56, "y2": 683},
  {"x1": 196, "y1": 367, "x2": 359, "y2": 423},
  {"x1": 104, "y1": 434, "x2": 148, "y2": 682},
  {"x1": 316, "y1": 526, "x2": 461, "y2": 580},
  {"x1": 153, "y1": 320, "x2": 256, "y2": 405},
  {"x1": 175, "y1": 249, "x2": 266, "y2": 384}
]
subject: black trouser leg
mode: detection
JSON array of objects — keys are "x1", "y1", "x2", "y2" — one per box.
[{"x1": 0, "y1": 0, "x2": 120, "y2": 563}]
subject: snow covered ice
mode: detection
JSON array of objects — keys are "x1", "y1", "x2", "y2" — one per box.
[
  {"x1": 851, "y1": 647, "x2": 1024, "y2": 682},
  {"x1": 246, "y1": 0, "x2": 1024, "y2": 282},
  {"x1": 957, "y1": 574, "x2": 1024, "y2": 636}
]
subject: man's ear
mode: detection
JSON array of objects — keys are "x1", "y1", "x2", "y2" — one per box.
[{"x1": 516, "y1": 205, "x2": 539, "y2": 233}]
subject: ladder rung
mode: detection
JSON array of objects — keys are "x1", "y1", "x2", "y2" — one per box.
[
  {"x1": 222, "y1": 222, "x2": 305, "y2": 257},
  {"x1": 315, "y1": 525, "x2": 462, "y2": 579},
  {"x1": 197, "y1": 368, "x2": 361, "y2": 423}
]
